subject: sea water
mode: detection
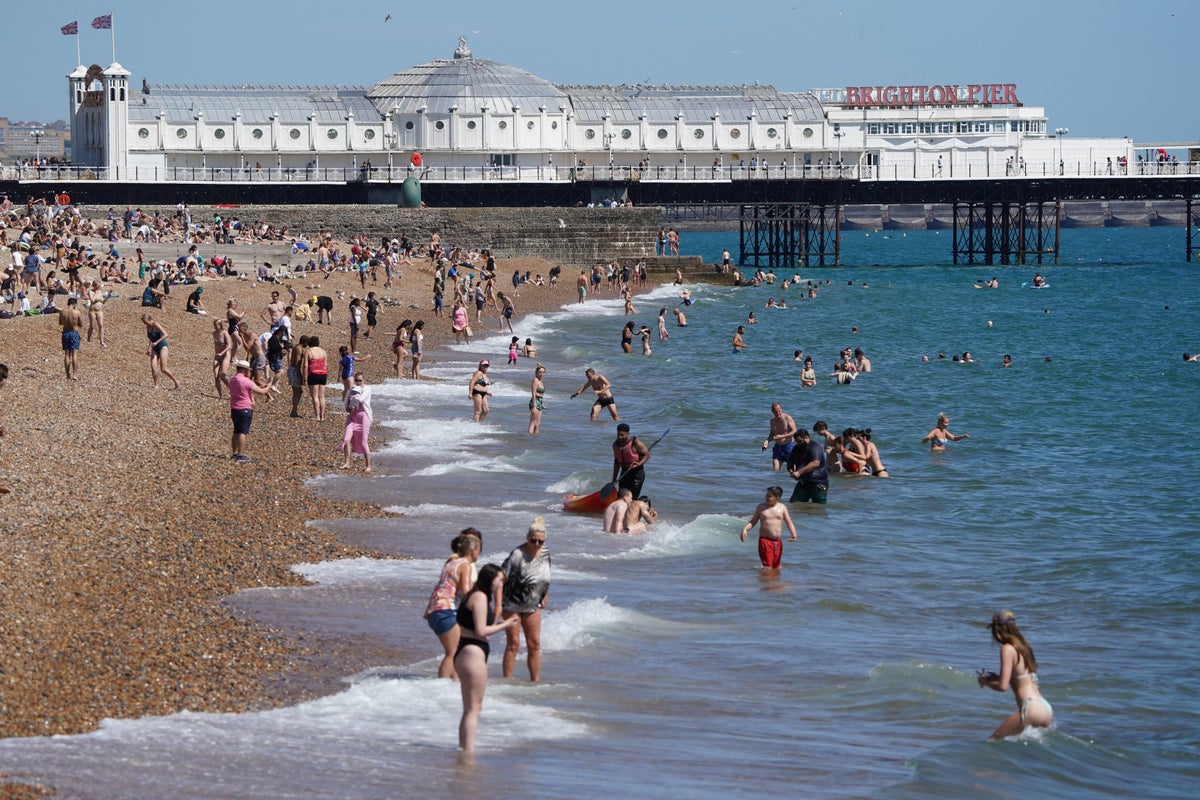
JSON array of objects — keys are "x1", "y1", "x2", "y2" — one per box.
[{"x1": 2, "y1": 227, "x2": 1198, "y2": 799}]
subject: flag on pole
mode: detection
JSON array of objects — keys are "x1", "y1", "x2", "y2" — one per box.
[
  {"x1": 91, "y1": 14, "x2": 113, "y2": 30},
  {"x1": 61, "y1": 21, "x2": 79, "y2": 35}
]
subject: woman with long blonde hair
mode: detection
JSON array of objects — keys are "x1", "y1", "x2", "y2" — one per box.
[{"x1": 977, "y1": 609, "x2": 1054, "y2": 738}]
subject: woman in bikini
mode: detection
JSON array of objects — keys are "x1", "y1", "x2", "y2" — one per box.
[
  {"x1": 838, "y1": 429, "x2": 869, "y2": 474},
  {"x1": 410, "y1": 320, "x2": 425, "y2": 380},
  {"x1": 303, "y1": 335, "x2": 329, "y2": 421},
  {"x1": 141, "y1": 313, "x2": 180, "y2": 390},
  {"x1": 978, "y1": 609, "x2": 1053, "y2": 738},
  {"x1": 800, "y1": 357, "x2": 817, "y2": 388},
  {"x1": 454, "y1": 564, "x2": 520, "y2": 752},
  {"x1": 212, "y1": 319, "x2": 232, "y2": 398},
  {"x1": 858, "y1": 428, "x2": 890, "y2": 477},
  {"x1": 86, "y1": 280, "x2": 107, "y2": 347},
  {"x1": 620, "y1": 321, "x2": 635, "y2": 353},
  {"x1": 529, "y1": 364, "x2": 547, "y2": 434},
  {"x1": 922, "y1": 412, "x2": 970, "y2": 452},
  {"x1": 226, "y1": 299, "x2": 244, "y2": 362},
  {"x1": 469, "y1": 360, "x2": 492, "y2": 422},
  {"x1": 392, "y1": 319, "x2": 411, "y2": 378},
  {"x1": 288, "y1": 335, "x2": 308, "y2": 417}
]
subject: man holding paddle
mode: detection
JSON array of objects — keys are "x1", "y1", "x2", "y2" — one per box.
[{"x1": 612, "y1": 423, "x2": 650, "y2": 500}]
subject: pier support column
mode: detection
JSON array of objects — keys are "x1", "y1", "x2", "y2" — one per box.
[
  {"x1": 739, "y1": 203, "x2": 841, "y2": 270},
  {"x1": 953, "y1": 201, "x2": 1060, "y2": 266},
  {"x1": 1188, "y1": 198, "x2": 1195, "y2": 263}
]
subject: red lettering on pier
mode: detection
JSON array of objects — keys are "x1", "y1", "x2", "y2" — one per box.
[{"x1": 840, "y1": 82, "x2": 1020, "y2": 107}]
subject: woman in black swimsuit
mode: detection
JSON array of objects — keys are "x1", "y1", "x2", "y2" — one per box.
[
  {"x1": 469, "y1": 359, "x2": 492, "y2": 423},
  {"x1": 621, "y1": 321, "x2": 635, "y2": 353},
  {"x1": 454, "y1": 564, "x2": 519, "y2": 752},
  {"x1": 141, "y1": 313, "x2": 180, "y2": 389}
]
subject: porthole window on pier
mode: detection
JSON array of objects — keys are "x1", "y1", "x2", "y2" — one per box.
[
  {"x1": 527, "y1": 121, "x2": 536, "y2": 129},
  {"x1": 498, "y1": 121, "x2": 508, "y2": 130},
  {"x1": 551, "y1": 121, "x2": 558, "y2": 129},
  {"x1": 137, "y1": 128, "x2": 149, "y2": 139},
  {"x1": 584, "y1": 128, "x2": 595, "y2": 139},
  {"x1": 730, "y1": 128, "x2": 742, "y2": 139},
  {"x1": 802, "y1": 127, "x2": 814, "y2": 138},
  {"x1": 175, "y1": 128, "x2": 187, "y2": 139},
  {"x1": 251, "y1": 128, "x2": 263, "y2": 139},
  {"x1": 693, "y1": 129, "x2": 704, "y2": 139},
  {"x1": 657, "y1": 129, "x2": 669, "y2": 139},
  {"x1": 621, "y1": 129, "x2": 632, "y2": 139},
  {"x1": 289, "y1": 129, "x2": 301, "y2": 140},
  {"x1": 466, "y1": 121, "x2": 476, "y2": 130},
  {"x1": 405, "y1": 121, "x2": 414, "y2": 130},
  {"x1": 434, "y1": 121, "x2": 445, "y2": 131},
  {"x1": 327, "y1": 129, "x2": 339, "y2": 139},
  {"x1": 766, "y1": 128, "x2": 778, "y2": 138},
  {"x1": 214, "y1": 129, "x2": 226, "y2": 140},
  {"x1": 364, "y1": 129, "x2": 376, "y2": 140}
]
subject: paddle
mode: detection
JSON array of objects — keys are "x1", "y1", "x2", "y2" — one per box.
[{"x1": 599, "y1": 428, "x2": 670, "y2": 498}]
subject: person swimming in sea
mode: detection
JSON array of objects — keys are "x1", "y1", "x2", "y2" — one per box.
[{"x1": 922, "y1": 412, "x2": 969, "y2": 451}]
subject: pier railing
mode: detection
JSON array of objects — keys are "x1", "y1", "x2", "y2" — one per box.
[{"x1": 4, "y1": 161, "x2": 1199, "y2": 184}]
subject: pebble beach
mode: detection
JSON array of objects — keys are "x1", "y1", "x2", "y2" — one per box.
[{"x1": 0, "y1": 226, "x2": 575, "y2": 745}]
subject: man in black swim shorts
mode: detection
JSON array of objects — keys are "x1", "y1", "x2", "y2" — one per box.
[
  {"x1": 612, "y1": 422, "x2": 650, "y2": 499},
  {"x1": 571, "y1": 368, "x2": 619, "y2": 421}
]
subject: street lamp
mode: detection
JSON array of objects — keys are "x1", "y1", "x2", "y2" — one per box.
[
  {"x1": 31, "y1": 128, "x2": 45, "y2": 165},
  {"x1": 832, "y1": 127, "x2": 845, "y2": 176},
  {"x1": 603, "y1": 131, "x2": 616, "y2": 167},
  {"x1": 1054, "y1": 127, "x2": 1069, "y2": 175}
]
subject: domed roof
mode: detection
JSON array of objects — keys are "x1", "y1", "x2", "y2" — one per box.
[{"x1": 367, "y1": 38, "x2": 568, "y2": 116}]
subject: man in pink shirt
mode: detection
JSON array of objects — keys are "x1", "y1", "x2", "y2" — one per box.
[{"x1": 229, "y1": 359, "x2": 273, "y2": 463}]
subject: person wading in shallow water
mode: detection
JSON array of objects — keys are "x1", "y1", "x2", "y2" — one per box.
[
  {"x1": 977, "y1": 609, "x2": 1054, "y2": 739},
  {"x1": 570, "y1": 368, "x2": 618, "y2": 421},
  {"x1": 612, "y1": 423, "x2": 650, "y2": 499}
]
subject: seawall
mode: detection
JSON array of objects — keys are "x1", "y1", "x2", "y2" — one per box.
[{"x1": 132, "y1": 205, "x2": 661, "y2": 267}]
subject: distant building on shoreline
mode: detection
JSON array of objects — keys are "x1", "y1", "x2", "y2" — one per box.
[
  {"x1": 0, "y1": 119, "x2": 69, "y2": 163},
  {"x1": 66, "y1": 38, "x2": 1132, "y2": 182}
]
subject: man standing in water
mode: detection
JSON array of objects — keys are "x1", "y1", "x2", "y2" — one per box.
[
  {"x1": 762, "y1": 403, "x2": 798, "y2": 471},
  {"x1": 612, "y1": 422, "x2": 650, "y2": 500},
  {"x1": 571, "y1": 368, "x2": 619, "y2": 421},
  {"x1": 786, "y1": 428, "x2": 828, "y2": 504},
  {"x1": 733, "y1": 325, "x2": 748, "y2": 353},
  {"x1": 740, "y1": 486, "x2": 798, "y2": 570},
  {"x1": 57, "y1": 296, "x2": 84, "y2": 380}
]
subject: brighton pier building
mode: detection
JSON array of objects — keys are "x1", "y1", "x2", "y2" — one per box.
[{"x1": 64, "y1": 38, "x2": 1133, "y2": 185}]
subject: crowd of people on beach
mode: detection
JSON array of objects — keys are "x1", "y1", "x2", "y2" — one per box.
[{"x1": 1, "y1": 196, "x2": 1054, "y2": 751}]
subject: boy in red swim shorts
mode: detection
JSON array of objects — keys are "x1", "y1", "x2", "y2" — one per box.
[{"x1": 740, "y1": 485, "x2": 798, "y2": 569}]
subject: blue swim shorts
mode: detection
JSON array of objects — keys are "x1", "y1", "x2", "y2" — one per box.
[{"x1": 426, "y1": 608, "x2": 457, "y2": 636}]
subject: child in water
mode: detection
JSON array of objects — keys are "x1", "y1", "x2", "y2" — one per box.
[
  {"x1": 508, "y1": 336, "x2": 520, "y2": 365},
  {"x1": 740, "y1": 486, "x2": 798, "y2": 570}
]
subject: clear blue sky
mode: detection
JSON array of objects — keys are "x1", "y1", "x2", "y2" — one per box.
[{"x1": 9, "y1": 0, "x2": 1195, "y2": 143}]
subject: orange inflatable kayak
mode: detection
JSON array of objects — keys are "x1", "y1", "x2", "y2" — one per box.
[{"x1": 562, "y1": 483, "x2": 618, "y2": 514}]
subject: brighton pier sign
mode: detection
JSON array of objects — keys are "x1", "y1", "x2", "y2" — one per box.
[{"x1": 812, "y1": 84, "x2": 1019, "y2": 108}]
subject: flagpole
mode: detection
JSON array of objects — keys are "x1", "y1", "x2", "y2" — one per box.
[
  {"x1": 110, "y1": 11, "x2": 116, "y2": 63},
  {"x1": 76, "y1": 30, "x2": 81, "y2": 66}
]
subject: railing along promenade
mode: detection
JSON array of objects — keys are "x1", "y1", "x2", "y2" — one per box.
[{"x1": 5, "y1": 160, "x2": 1199, "y2": 185}]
